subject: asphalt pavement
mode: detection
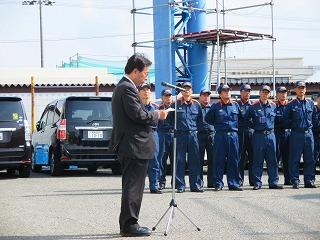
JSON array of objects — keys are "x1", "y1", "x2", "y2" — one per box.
[{"x1": 0, "y1": 169, "x2": 319, "y2": 240}]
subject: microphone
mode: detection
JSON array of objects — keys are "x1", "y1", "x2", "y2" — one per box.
[{"x1": 161, "y1": 82, "x2": 185, "y2": 92}]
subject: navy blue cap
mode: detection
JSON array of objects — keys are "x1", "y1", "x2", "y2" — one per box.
[
  {"x1": 217, "y1": 84, "x2": 230, "y2": 94},
  {"x1": 200, "y1": 89, "x2": 211, "y2": 95},
  {"x1": 260, "y1": 85, "x2": 271, "y2": 92},
  {"x1": 276, "y1": 86, "x2": 287, "y2": 93},
  {"x1": 182, "y1": 81, "x2": 192, "y2": 88},
  {"x1": 161, "y1": 89, "x2": 172, "y2": 96},
  {"x1": 296, "y1": 81, "x2": 306, "y2": 87},
  {"x1": 138, "y1": 82, "x2": 151, "y2": 91},
  {"x1": 240, "y1": 84, "x2": 251, "y2": 91}
]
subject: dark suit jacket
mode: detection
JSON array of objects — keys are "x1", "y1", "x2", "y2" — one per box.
[{"x1": 110, "y1": 76, "x2": 159, "y2": 160}]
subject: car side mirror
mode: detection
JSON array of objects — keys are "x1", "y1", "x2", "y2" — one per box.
[{"x1": 36, "y1": 121, "x2": 41, "y2": 131}]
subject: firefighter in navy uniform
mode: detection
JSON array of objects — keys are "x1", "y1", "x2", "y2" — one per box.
[
  {"x1": 205, "y1": 84, "x2": 242, "y2": 191},
  {"x1": 168, "y1": 81, "x2": 203, "y2": 193},
  {"x1": 138, "y1": 83, "x2": 161, "y2": 193},
  {"x1": 237, "y1": 84, "x2": 254, "y2": 186},
  {"x1": 246, "y1": 85, "x2": 283, "y2": 190},
  {"x1": 314, "y1": 93, "x2": 320, "y2": 168},
  {"x1": 197, "y1": 89, "x2": 215, "y2": 188},
  {"x1": 157, "y1": 89, "x2": 174, "y2": 190},
  {"x1": 284, "y1": 81, "x2": 317, "y2": 189},
  {"x1": 274, "y1": 86, "x2": 291, "y2": 185}
]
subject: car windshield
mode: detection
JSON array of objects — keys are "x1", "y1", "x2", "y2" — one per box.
[
  {"x1": 0, "y1": 101, "x2": 24, "y2": 122},
  {"x1": 65, "y1": 99, "x2": 113, "y2": 126}
]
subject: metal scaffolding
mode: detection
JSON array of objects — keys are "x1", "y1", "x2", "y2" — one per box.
[{"x1": 131, "y1": 0, "x2": 276, "y2": 95}]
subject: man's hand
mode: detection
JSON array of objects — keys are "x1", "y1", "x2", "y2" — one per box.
[{"x1": 157, "y1": 109, "x2": 169, "y2": 120}]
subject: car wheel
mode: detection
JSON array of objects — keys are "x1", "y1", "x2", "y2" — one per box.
[
  {"x1": 88, "y1": 166, "x2": 98, "y2": 172},
  {"x1": 19, "y1": 165, "x2": 31, "y2": 178},
  {"x1": 7, "y1": 169, "x2": 16, "y2": 176},
  {"x1": 111, "y1": 165, "x2": 122, "y2": 175},
  {"x1": 32, "y1": 164, "x2": 42, "y2": 173},
  {"x1": 50, "y1": 152, "x2": 63, "y2": 176}
]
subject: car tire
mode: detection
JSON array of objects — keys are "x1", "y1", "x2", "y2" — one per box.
[
  {"x1": 7, "y1": 169, "x2": 16, "y2": 176},
  {"x1": 32, "y1": 164, "x2": 42, "y2": 173},
  {"x1": 19, "y1": 165, "x2": 31, "y2": 178},
  {"x1": 111, "y1": 165, "x2": 122, "y2": 175},
  {"x1": 88, "y1": 166, "x2": 98, "y2": 172},
  {"x1": 50, "y1": 152, "x2": 63, "y2": 176}
]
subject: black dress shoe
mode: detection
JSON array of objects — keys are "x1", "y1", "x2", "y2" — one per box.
[
  {"x1": 191, "y1": 188, "x2": 204, "y2": 193},
  {"x1": 305, "y1": 182, "x2": 317, "y2": 188},
  {"x1": 159, "y1": 183, "x2": 165, "y2": 190},
  {"x1": 229, "y1": 186, "x2": 243, "y2": 191},
  {"x1": 177, "y1": 188, "x2": 185, "y2": 193},
  {"x1": 150, "y1": 189, "x2": 162, "y2": 194},
  {"x1": 292, "y1": 183, "x2": 299, "y2": 189},
  {"x1": 214, "y1": 186, "x2": 223, "y2": 191},
  {"x1": 269, "y1": 185, "x2": 284, "y2": 189},
  {"x1": 253, "y1": 185, "x2": 261, "y2": 190},
  {"x1": 284, "y1": 181, "x2": 291, "y2": 186},
  {"x1": 120, "y1": 225, "x2": 151, "y2": 237}
]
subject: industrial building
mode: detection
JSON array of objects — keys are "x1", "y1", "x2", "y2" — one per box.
[{"x1": 0, "y1": 68, "x2": 117, "y2": 129}]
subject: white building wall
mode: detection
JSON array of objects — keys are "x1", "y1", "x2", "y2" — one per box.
[{"x1": 209, "y1": 57, "x2": 316, "y2": 83}]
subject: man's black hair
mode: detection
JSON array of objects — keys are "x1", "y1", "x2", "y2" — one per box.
[{"x1": 124, "y1": 53, "x2": 152, "y2": 74}]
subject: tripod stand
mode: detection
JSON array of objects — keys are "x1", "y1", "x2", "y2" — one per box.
[{"x1": 152, "y1": 85, "x2": 201, "y2": 236}]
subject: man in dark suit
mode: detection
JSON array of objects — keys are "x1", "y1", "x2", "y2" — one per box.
[{"x1": 110, "y1": 53, "x2": 168, "y2": 237}]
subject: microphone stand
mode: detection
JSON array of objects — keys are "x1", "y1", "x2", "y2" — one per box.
[{"x1": 152, "y1": 85, "x2": 201, "y2": 236}]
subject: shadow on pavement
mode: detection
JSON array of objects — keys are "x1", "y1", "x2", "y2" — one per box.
[
  {"x1": 0, "y1": 233, "x2": 123, "y2": 240},
  {"x1": 0, "y1": 169, "x2": 121, "y2": 179},
  {"x1": 291, "y1": 193, "x2": 320, "y2": 200}
]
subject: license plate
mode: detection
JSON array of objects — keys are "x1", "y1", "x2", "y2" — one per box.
[
  {"x1": 0, "y1": 132, "x2": 3, "y2": 141},
  {"x1": 69, "y1": 165, "x2": 78, "y2": 170},
  {"x1": 88, "y1": 131, "x2": 103, "y2": 139}
]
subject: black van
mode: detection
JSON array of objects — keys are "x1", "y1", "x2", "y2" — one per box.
[
  {"x1": 0, "y1": 97, "x2": 32, "y2": 177},
  {"x1": 32, "y1": 96, "x2": 119, "y2": 176}
]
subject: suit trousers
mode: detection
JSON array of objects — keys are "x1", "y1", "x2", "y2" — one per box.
[{"x1": 119, "y1": 156, "x2": 149, "y2": 230}]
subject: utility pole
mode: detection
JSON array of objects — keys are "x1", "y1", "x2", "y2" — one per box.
[{"x1": 22, "y1": 0, "x2": 55, "y2": 68}]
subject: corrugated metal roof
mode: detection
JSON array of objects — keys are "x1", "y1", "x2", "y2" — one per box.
[{"x1": 0, "y1": 68, "x2": 119, "y2": 87}]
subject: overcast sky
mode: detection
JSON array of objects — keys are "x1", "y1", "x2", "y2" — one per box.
[{"x1": 0, "y1": 0, "x2": 319, "y2": 68}]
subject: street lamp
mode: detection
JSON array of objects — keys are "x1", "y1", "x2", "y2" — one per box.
[{"x1": 22, "y1": 0, "x2": 55, "y2": 68}]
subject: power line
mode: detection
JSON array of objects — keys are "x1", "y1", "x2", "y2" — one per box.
[{"x1": 0, "y1": 31, "x2": 153, "y2": 43}]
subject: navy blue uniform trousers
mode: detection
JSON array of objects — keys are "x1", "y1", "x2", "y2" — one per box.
[
  {"x1": 289, "y1": 130, "x2": 315, "y2": 184},
  {"x1": 314, "y1": 133, "x2": 320, "y2": 166},
  {"x1": 157, "y1": 130, "x2": 173, "y2": 186},
  {"x1": 275, "y1": 129, "x2": 291, "y2": 184},
  {"x1": 212, "y1": 132, "x2": 240, "y2": 188},
  {"x1": 238, "y1": 129, "x2": 254, "y2": 185},
  {"x1": 198, "y1": 132, "x2": 214, "y2": 187},
  {"x1": 148, "y1": 130, "x2": 160, "y2": 190},
  {"x1": 252, "y1": 132, "x2": 279, "y2": 186},
  {"x1": 176, "y1": 131, "x2": 203, "y2": 190}
]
